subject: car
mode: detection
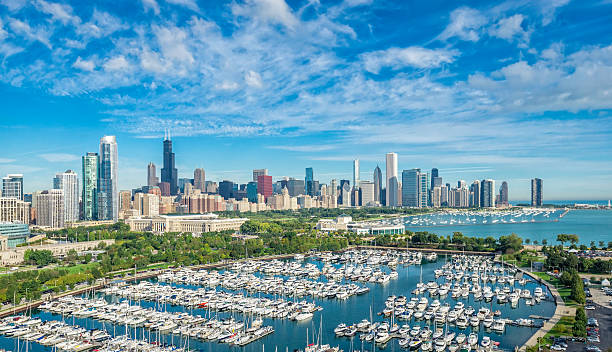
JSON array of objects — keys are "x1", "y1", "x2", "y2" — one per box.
[
  {"x1": 550, "y1": 345, "x2": 566, "y2": 351},
  {"x1": 585, "y1": 305, "x2": 595, "y2": 310},
  {"x1": 587, "y1": 318, "x2": 599, "y2": 327},
  {"x1": 585, "y1": 345, "x2": 601, "y2": 352},
  {"x1": 587, "y1": 336, "x2": 600, "y2": 343}
]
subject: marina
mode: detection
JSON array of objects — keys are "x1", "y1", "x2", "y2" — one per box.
[{"x1": 0, "y1": 249, "x2": 556, "y2": 352}]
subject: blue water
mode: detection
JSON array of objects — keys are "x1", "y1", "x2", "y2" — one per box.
[
  {"x1": 405, "y1": 210, "x2": 612, "y2": 245},
  {"x1": 2, "y1": 258, "x2": 555, "y2": 352}
]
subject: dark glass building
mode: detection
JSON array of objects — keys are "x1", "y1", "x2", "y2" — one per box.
[{"x1": 161, "y1": 133, "x2": 178, "y2": 195}]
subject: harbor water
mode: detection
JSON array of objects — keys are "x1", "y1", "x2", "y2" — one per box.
[
  {"x1": 1, "y1": 255, "x2": 556, "y2": 352},
  {"x1": 403, "y1": 210, "x2": 611, "y2": 245}
]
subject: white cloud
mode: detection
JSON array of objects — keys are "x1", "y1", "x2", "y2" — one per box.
[
  {"x1": 165, "y1": 0, "x2": 199, "y2": 12},
  {"x1": 103, "y1": 55, "x2": 130, "y2": 71},
  {"x1": 40, "y1": 153, "x2": 79, "y2": 162},
  {"x1": 142, "y1": 0, "x2": 160, "y2": 15},
  {"x1": 343, "y1": 0, "x2": 373, "y2": 7},
  {"x1": 140, "y1": 50, "x2": 167, "y2": 73},
  {"x1": 72, "y1": 57, "x2": 95, "y2": 71},
  {"x1": 1, "y1": 0, "x2": 26, "y2": 11},
  {"x1": 0, "y1": 158, "x2": 16, "y2": 163},
  {"x1": 540, "y1": 0, "x2": 571, "y2": 26},
  {"x1": 361, "y1": 46, "x2": 459, "y2": 73},
  {"x1": 489, "y1": 14, "x2": 529, "y2": 43},
  {"x1": 437, "y1": 7, "x2": 487, "y2": 42},
  {"x1": 216, "y1": 81, "x2": 240, "y2": 91},
  {"x1": 76, "y1": 9, "x2": 127, "y2": 39},
  {"x1": 8, "y1": 18, "x2": 52, "y2": 48},
  {"x1": 244, "y1": 70, "x2": 263, "y2": 88},
  {"x1": 154, "y1": 26, "x2": 194, "y2": 65},
  {"x1": 35, "y1": 0, "x2": 81, "y2": 26},
  {"x1": 232, "y1": 0, "x2": 299, "y2": 30}
]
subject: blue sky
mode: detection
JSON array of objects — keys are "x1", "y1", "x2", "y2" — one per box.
[{"x1": 0, "y1": 0, "x2": 611, "y2": 200}]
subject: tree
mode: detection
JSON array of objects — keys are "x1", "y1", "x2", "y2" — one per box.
[
  {"x1": 533, "y1": 240, "x2": 539, "y2": 245},
  {"x1": 590, "y1": 241, "x2": 596, "y2": 250},
  {"x1": 497, "y1": 233, "x2": 523, "y2": 254},
  {"x1": 557, "y1": 234, "x2": 568, "y2": 247},
  {"x1": 542, "y1": 239, "x2": 548, "y2": 245},
  {"x1": 525, "y1": 239, "x2": 531, "y2": 244},
  {"x1": 23, "y1": 250, "x2": 56, "y2": 266}
]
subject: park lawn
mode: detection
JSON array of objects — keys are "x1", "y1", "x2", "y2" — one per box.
[
  {"x1": 542, "y1": 316, "x2": 576, "y2": 345},
  {"x1": 532, "y1": 272, "x2": 580, "y2": 307},
  {"x1": 65, "y1": 263, "x2": 99, "y2": 274}
]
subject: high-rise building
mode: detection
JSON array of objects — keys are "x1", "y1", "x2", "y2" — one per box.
[
  {"x1": 360, "y1": 181, "x2": 375, "y2": 206},
  {"x1": 53, "y1": 170, "x2": 79, "y2": 224},
  {"x1": 218, "y1": 180, "x2": 234, "y2": 200},
  {"x1": 287, "y1": 178, "x2": 305, "y2": 197},
  {"x1": 353, "y1": 160, "x2": 360, "y2": 191},
  {"x1": 481, "y1": 179, "x2": 496, "y2": 208},
  {"x1": 401, "y1": 169, "x2": 428, "y2": 208},
  {"x1": 119, "y1": 190, "x2": 132, "y2": 211},
  {"x1": 419, "y1": 172, "x2": 429, "y2": 207},
  {"x1": 305, "y1": 167, "x2": 314, "y2": 196},
  {"x1": 470, "y1": 180, "x2": 481, "y2": 207},
  {"x1": 161, "y1": 132, "x2": 178, "y2": 196},
  {"x1": 253, "y1": 169, "x2": 268, "y2": 182},
  {"x1": 432, "y1": 176, "x2": 443, "y2": 188},
  {"x1": 246, "y1": 182, "x2": 258, "y2": 202},
  {"x1": 35, "y1": 189, "x2": 64, "y2": 228},
  {"x1": 98, "y1": 136, "x2": 118, "y2": 221},
  {"x1": 82, "y1": 152, "x2": 99, "y2": 220},
  {"x1": 402, "y1": 169, "x2": 419, "y2": 207},
  {"x1": 373, "y1": 166, "x2": 382, "y2": 204},
  {"x1": 257, "y1": 175, "x2": 273, "y2": 199},
  {"x1": 0, "y1": 197, "x2": 30, "y2": 224},
  {"x1": 432, "y1": 186, "x2": 441, "y2": 207},
  {"x1": 499, "y1": 181, "x2": 509, "y2": 206},
  {"x1": 330, "y1": 179, "x2": 338, "y2": 198},
  {"x1": 385, "y1": 152, "x2": 399, "y2": 207},
  {"x1": 341, "y1": 182, "x2": 351, "y2": 206},
  {"x1": 458, "y1": 180, "x2": 466, "y2": 189},
  {"x1": 2, "y1": 174, "x2": 23, "y2": 200},
  {"x1": 147, "y1": 162, "x2": 158, "y2": 187},
  {"x1": 531, "y1": 178, "x2": 543, "y2": 206},
  {"x1": 431, "y1": 168, "x2": 438, "y2": 189},
  {"x1": 194, "y1": 168, "x2": 205, "y2": 192}
]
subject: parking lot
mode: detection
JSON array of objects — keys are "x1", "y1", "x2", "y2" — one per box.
[{"x1": 564, "y1": 303, "x2": 611, "y2": 352}]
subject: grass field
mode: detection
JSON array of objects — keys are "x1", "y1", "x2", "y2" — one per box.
[
  {"x1": 533, "y1": 272, "x2": 580, "y2": 307},
  {"x1": 542, "y1": 316, "x2": 576, "y2": 345}
]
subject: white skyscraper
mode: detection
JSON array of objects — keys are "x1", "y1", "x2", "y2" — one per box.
[
  {"x1": 385, "y1": 152, "x2": 398, "y2": 206},
  {"x1": 53, "y1": 170, "x2": 79, "y2": 223},
  {"x1": 353, "y1": 160, "x2": 360, "y2": 191},
  {"x1": 98, "y1": 136, "x2": 118, "y2": 221}
]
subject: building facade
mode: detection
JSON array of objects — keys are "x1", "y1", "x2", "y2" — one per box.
[
  {"x1": 257, "y1": 175, "x2": 273, "y2": 199},
  {"x1": 193, "y1": 168, "x2": 205, "y2": 192},
  {"x1": 53, "y1": 170, "x2": 79, "y2": 224},
  {"x1": 481, "y1": 179, "x2": 496, "y2": 208},
  {"x1": 373, "y1": 166, "x2": 382, "y2": 204},
  {"x1": 531, "y1": 178, "x2": 543, "y2": 206},
  {"x1": 82, "y1": 152, "x2": 99, "y2": 220},
  {"x1": 385, "y1": 152, "x2": 399, "y2": 207},
  {"x1": 147, "y1": 162, "x2": 158, "y2": 187},
  {"x1": 2, "y1": 174, "x2": 23, "y2": 200},
  {"x1": 161, "y1": 134, "x2": 178, "y2": 195},
  {"x1": 0, "y1": 222, "x2": 29, "y2": 248},
  {"x1": 98, "y1": 136, "x2": 118, "y2": 221},
  {"x1": 35, "y1": 189, "x2": 65, "y2": 228},
  {"x1": 125, "y1": 214, "x2": 247, "y2": 234}
]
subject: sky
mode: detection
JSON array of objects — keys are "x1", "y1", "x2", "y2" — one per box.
[{"x1": 0, "y1": 0, "x2": 611, "y2": 201}]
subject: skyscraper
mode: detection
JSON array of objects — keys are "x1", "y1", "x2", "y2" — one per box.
[
  {"x1": 431, "y1": 168, "x2": 438, "y2": 189},
  {"x1": 531, "y1": 178, "x2": 543, "y2": 206},
  {"x1": 82, "y1": 152, "x2": 98, "y2": 220},
  {"x1": 360, "y1": 181, "x2": 375, "y2": 206},
  {"x1": 98, "y1": 136, "x2": 118, "y2": 221},
  {"x1": 257, "y1": 175, "x2": 273, "y2": 199},
  {"x1": 161, "y1": 131, "x2": 178, "y2": 195},
  {"x1": 194, "y1": 168, "x2": 205, "y2": 192},
  {"x1": 499, "y1": 181, "x2": 509, "y2": 206},
  {"x1": 353, "y1": 160, "x2": 360, "y2": 191},
  {"x1": 218, "y1": 180, "x2": 234, "y2": 200},
  {"x1": 53, "y1": 170, "x2": 79, "y2": 224},
  {"x1": 253, "y1": 169, "x2": 268, "y2": 182},
  {"x1": 35, "y1": 189, "x2": 64, "y2": 228},
  {"x1": 305, "y1": 167, "x2": 314, "y2": 196},
  {"x1": 287, "y1": 178, "x2": 305, "y2": 197},
  {"x1": 147, "y1": 162, "x2": 158, "y2": 187},
  {"x1": 385, "y1": 152, "x2": 398, "y2": 207},
  {"x1": 402, "y1": 169, "x2": 428, "y2": 208},
  {"x1": 2, "y1": 174, "x2": 23, "y2": 200},
  {"x1": 373, "y1": 166, "x2": 382, "y2": 204},
  {"x1": 470, "y1": 180, "x2": 481, "y2": 207},
  {"x1": 481, "y1": 179, "x2": 496, "y2": 208},
  {"x1": 247, "y1": 182, "x2": 258, "y2": 202},
  {"x1": 402, "y1": 169, "x2": 419, "y2": 207}
]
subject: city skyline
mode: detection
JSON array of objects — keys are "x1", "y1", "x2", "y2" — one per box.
[{"x1": 0, "y1": 0, "x2": 611, "y2": 200}]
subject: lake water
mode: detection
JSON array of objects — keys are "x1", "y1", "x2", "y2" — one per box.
[
  {"x1": 404, "y1": 210, "x2": 612, "y2": 245},
  {"x1": 1, "y1": 257, "x2": 555, "y2": 352}
]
